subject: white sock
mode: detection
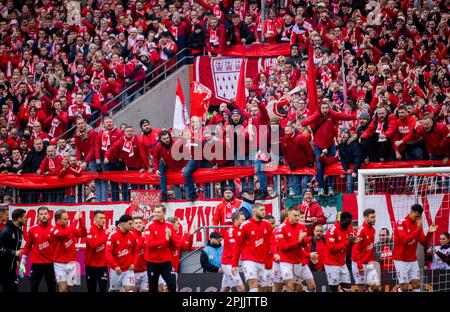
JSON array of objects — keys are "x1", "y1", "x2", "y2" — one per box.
[
  {"x1": 412, "y1": 288, "x2": 420, "y2": 292},
  {"x1": 397, "y1": 288, "x2": 402, "y2": 292},
  {"x1": 249, "y1": 288, "x2": 258, "y2": 292}
]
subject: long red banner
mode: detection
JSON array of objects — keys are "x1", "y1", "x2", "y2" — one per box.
[
  {"x1": 0, "y1": 161, "x2": 444, "y2": 189},
  {"x1": 222, "y1": 43, "x2": 291, "y2": 57}
]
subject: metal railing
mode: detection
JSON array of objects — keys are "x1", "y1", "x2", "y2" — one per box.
[{"x1": 58, "y1": 48, "x2": 193, "y2": 138}]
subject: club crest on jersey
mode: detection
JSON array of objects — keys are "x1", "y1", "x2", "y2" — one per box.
[
  {"x1": 287, "y1": 233, "x2": 292, "y2": 237},
  {"x1": 127, "y1": 240, "x2": 131, "y2": 245},
  {"x1": 251, "y1": 231, "x2": 255, "y2": 235}
]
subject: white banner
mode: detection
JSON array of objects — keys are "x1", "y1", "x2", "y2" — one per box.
[{"x1": 11, "y1": 197, "x2": 280, "y2": 248}]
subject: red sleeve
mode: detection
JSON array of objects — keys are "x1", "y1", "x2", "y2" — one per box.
[
  {"x1": 73, "y1": 218, "x2": 87, "y2": 238},
  {"x1": 327, "y1": 228, "x2": 348, "y2": 253},
  {"x1": 394, "y1": 222, "x2": 419, "y2": 245},
  {"x1": 106, "y1": 234, "x2": 119, "y2": 269},
  {"x1": 74, "y1": 136, "x2": 82, "y2": 161},
  {"x1": 144, "y1": 224, "x2": 169, "y2": 249},
  {"x1": 232, "y1": 224, "x2": 246, "y2": 267},
  {"x1": 22, "y1": 227, "x2": 34, "y2": 256},
  {"x1": 86, "y1": 228, "x2": 107, "y2": 249},
  {"x1": 151, "y1": 143, "x2": 161, "y2": 170},
  {"x1": 212, "y1": 204, "x2": 222, "y2": 226},
  {"x1": 314, "y1": 203, "x2": 327, "y2": 225},
  {"x1": 361, "y1": 121, "x2": 375, "y2": 139},
  {"x1": 94, "y1": 131, "x2": 102, "y2": 161},
  {"x1": 105, "y1": 137, "x2": 121, "y2": 161},
  {"x1": 84, "y1": 131, "x2": 97, "y2": 163},
  {"x1": 279, "y1": 228, "x2": 301, "y2": 251},
  {"x1": 38, "y1": 157, "x2": 49, "y2": 172},
  {"x1": 384, "y1": 117, "x2": 398, "y2": 139}
]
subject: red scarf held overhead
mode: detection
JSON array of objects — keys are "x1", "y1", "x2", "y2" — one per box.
[
  {"x1": 48, "y1": 158, "x2": 55, "y2": 171},
  {"x1": 122, "y1": 136, "x2": 134, "y2": 156}
]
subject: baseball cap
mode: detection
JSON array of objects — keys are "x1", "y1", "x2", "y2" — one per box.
[{"x1": 210, "y1": 231, "x2": 222, "y2": 239}]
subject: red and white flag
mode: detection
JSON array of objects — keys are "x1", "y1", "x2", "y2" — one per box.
[
  {"x1": 173, "y1": 78, "x2": 189, "y2": 132},
  {"x1": 190, "y1": 81, "x2": 212, "y2": 119}
]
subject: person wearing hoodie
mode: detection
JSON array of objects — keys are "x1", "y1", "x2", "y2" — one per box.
[
  {"x1": 186, "y1": 24, "x2": 206, "y2": 56},
  {"x1": 239, "y1": 190, "x2": 255, "y2": 220},
  {"x1": 356, "y1": 111, "x2": 376, "y2": 163},
  {"x1": 338, "y1": 128, "x2": 363, "y2": 194},
  {"x1": 0, "y1": 208, "x2": 26, "y2": 292},
  {"x1": 200, "y1": 231, "x2": 223, "y2": 273}
]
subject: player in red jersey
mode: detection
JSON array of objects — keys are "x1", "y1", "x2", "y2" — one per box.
[
  {"x1": 21, "y1": 206, "x2": 56, "y2": 292},
  {"x1": 85, "y1": 210, "x2": 110, "y2": 292},
  {"x1": 144, "y1": 204, "x2": 180, "y2": 293},
  {"x1": 295, "y1": 210, "x2": 316, "y2": 292},
  {"x1": 158, "y1": 217, "x2": 195, "y2": 292},
  {"x1": 260, "y1": 215, "x2": 277, "y2": 292},
  {"x1": 232, "y1": 203, "x2": 276, "y2": 292},
  {"x1": 50, "y1": 209, "x2": 87, "y2": 292},
  {"x1": 220, "y1": 211, "x2": 246, "y2": 292},
  {"x1": 324, "y1": 212, "x2": 355, "y2": 292},
  {"x1": 272, "y1": 209, "x2": 289, "y2": 292},
  {"x1": 393, "y1": 204, "x2": 438, "y2": 292},
  {"x1": 106, "y1": 214, "x2": 137, "y2": 292},
  {"x1": 351, "y1": 208, "x2": 381, "y2": 292},
  {"x1": 278, "y1": 207, "x2": 313, "y2": 292},
  {"x1": 132, "y1": 216, "x2": 148, "y2": 292}
]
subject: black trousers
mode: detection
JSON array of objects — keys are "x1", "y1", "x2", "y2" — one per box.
[
  {"x1": 0, "y1": 270, "x2": 18, "y2": 293},
  {"x1": 147, "y1": 262, "x2": 176, "y2": 293},
  {"x1": 30, "y1": 263, "x2": 56, "y2": 292},
  {"x1": 85, "y1": 266, "x2": 108, "y2": 293}
]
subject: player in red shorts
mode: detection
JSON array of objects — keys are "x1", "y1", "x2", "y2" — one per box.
[
  {"x1": 232, "y1": 203, "x2": 276, "y2": 292},
  {"x1": 351, "y1": 208, "x2": 381, "y2": 292},
  {"x1": 393, "y1": 204, "x2": 438, "y2": 292}
]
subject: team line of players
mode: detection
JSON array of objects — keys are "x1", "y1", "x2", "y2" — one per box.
[{"x1": 21, "y1": 202, "x2": 437, "y2": 292}]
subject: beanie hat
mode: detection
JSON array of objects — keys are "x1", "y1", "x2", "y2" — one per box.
[
  {"x1": 140, "y1": 119, "x2": 150, "y2": 128},
  {"x1": 358, "y1": 111, "x2": 371, "y2": 121}
]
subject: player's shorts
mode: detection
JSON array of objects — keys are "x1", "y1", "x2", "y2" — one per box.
[
  {"x1": 272, "y1": 262, "x2": 283, "y2": 284},
  {"x1": 158, "y1": 271, "x2": 178, "y2": 288},
  {"x1": 54, "y1": 262, "x2": 79, "y2": 286},
  {"x1": 241, "y1": 260, "x2": 265, "y2": 282},
  {"x1": 109, "y1": 269, "x2": 135, "y2": 291},
  {"x1": 280, "y1": 262, "x2": 313, "y2": 283},
  {"x1": 258, "y1": 269, "x2": 273, "y2": 288},
  {"x1": 221, "y1": 264, "x2": 244, "y2": 289},
  {"x1": 394, "y1": 260, "x2": 420, "y2": 284},
  {"x1": 135, "y1": 271, "x2": 149, "y2": 292},
  {"x1": 351, "y1": 261, "x2": 380, "y2": 285},
  {"x1": 324, "y1": 264, "x2": 351, "y2": 286}
]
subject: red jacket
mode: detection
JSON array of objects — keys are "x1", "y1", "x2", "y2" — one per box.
[
  {"x1": 278, "y1": 220, "x2": 310, "y2": 264},
  {"x1": 394, "y1": 115, "x2": 417, "y2": 152},
  {"x1": 205, "y1": 24, "x2": 227, "y2": 55},
  {"x1": 50, "y1": 219, "x2": 87, "y2": 263},
  {"x1": 105, "y1": 135, "x2": 149, "y2": 169},
  {"x1": 299, "y1": 200, "x2": 327, "y2": 235},
  {"x1": 38, "y1": 156, "x2": 63, "y2": 176},
  {"x1": 143, "y1": 219, "x2": 179, "y2": 264},
  {"x1": 132, "y1": 229, "x2": 146, "y2": 273},
  {"x1": 23, "y1": 222, "x2": 53, "y2": 264},
  {"x1": 302, "y1": 110, "x2": 355, "y2": 149},
  {"x1": 232, "y1": 217, "x2": 276, "y2": 266},
  {"x1": 281, "y1": 132, "x2": 314, "y2": 168},
  {"x1": 95, "y1": 127, "x2": 123, "y2": 160},
  {"x1": 105, "y1": 229, "x2": 137, "y2": 271},
  {"x1": 44, "y1": 111, "x2": 69, "y2": 138},
  {"x1": 324, "y1": 221, "x2": 353, "y2": 266},
  {"x1": 139, "y1": 128, "x2": 162, "y2": 160},
  {"x1": 414, "y1": 123, "x2": 449, "y2": 156},
  {"x1": 361, "y1": 115, "x2": 397, "y2": 141},
  {"x1": 393, "y1": 214, "x2": 432, "y2": 262},
  {"x1": 221, "y1": 224, "x2": 239, "y2": 266},
  {"x1": 351, "y1": 221, "x2": 375, "y2": 270},
  {"x1": 212, "y1": 198, "x2": 242, "y2": 232},
  {"x1": 85, "y1": 225, "x2": 108, "y2": 267},
  {"x1": 75, "y1": 128, "x2": 97, "y2": 163},
  {"x1": 152, "y1": 139, "x2": 186, "y2": 171}
]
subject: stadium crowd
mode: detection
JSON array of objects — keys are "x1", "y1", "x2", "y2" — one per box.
[{"x1": 0, "y1": 0, "x2": 449, "y2": 204}]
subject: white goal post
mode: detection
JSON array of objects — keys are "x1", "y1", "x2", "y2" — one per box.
[{"x1": 357, "y1": 167, "x2": 450, "y2": 226}]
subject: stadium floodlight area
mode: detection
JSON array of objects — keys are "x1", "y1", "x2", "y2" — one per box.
[{"x1": 358, "y1": 167, "x2": 450, "y2": 292}]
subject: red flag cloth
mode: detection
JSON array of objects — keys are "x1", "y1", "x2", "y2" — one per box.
[
  {"x1": 222, "y1": 43, "x2": 291, "y2": 57},
  {"x1": 173, "y1": 78, "x2": 189, "y2": 131},
  {"x1": 307, "y1": 40, "x2": 318, "y2": 113},
  {"x1": 0, "y1": 161, "x2": 444, "y2": 188},
  {"x1": 234, "y1": 58, "x2": 247, "y2": 111},
  {"x1": 190, "y1": 81, "x2": 212, "y2": 118}
]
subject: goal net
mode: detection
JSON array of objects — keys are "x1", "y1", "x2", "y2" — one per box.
[{"x1": 357, "y1": 167, "x2": 450, "y2": 292}]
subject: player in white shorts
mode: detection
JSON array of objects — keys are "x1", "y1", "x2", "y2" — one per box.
[
  {"x1": 220, "y1": 212, "x2": 246, "y2": 292},
  {"x1": 105, "y1": 215, "x2": 137, "y2": 292},
  {"x1": 392, "y1": 204, "x2": 438, "y2": 292},
  {"x1": 324, "y1": 212, "x2": 354, "y2": 292},
  {"x1": 351, "y1": 208, "x2": 381, "y2": 292},
  {"x1": 132, "y1": 217, "x2": 149, "y2": 292}
]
